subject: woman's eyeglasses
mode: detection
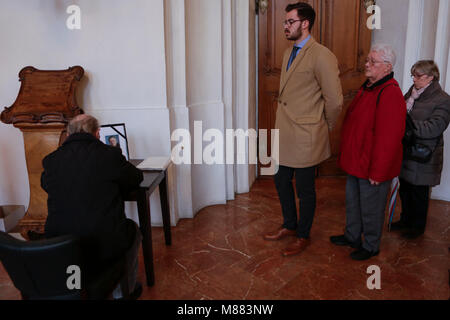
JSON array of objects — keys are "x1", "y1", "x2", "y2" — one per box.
[{"x1": 411, "y1": 73, "x2": 426, "y2": 79}]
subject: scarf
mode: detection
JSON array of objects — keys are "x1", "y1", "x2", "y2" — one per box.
[{"x1": 406, "y1": 83, "x2": 431, "y2": 112}]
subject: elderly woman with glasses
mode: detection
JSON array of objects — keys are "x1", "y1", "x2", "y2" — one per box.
[
  {"x1": 330, "y1": 44, "x2": 406, "y2": 260},
  {"x1": 391, "y1": 60, "x2": 450, "y2": 238}
]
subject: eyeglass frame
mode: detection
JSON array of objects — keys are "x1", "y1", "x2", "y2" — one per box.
[
  {"x1": 410, "y1": 73, "x2": 429, "y2": 79},
  {"x1": 283, "y1": 18, "x2": 306, "y2": 27},
  {"x1": 365, "y1": 58, "x2": 390, "y2": 66}
]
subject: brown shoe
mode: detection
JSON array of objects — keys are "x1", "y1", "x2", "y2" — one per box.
[
  {"x1": 282, "y1": 238, "x2": 310, "y2": 257},
  {"x1": 263, "y1": 228, "x2": 296, "y2": 241}
]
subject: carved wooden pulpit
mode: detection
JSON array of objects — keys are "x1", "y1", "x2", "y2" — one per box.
[{"x1": 1, "y1": 66, "x2": 84, "y2": 236}]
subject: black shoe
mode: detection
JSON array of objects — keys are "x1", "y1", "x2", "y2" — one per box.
[
  {"x1": 115, "y1": 282, "x2": 142, "y2": 301},
  {"x1": 330, "y1": 235, "x2": 361, "y2": 249},
  {"x1": 401, "y1": 230, "x2": 424, "y2": 239},
  {"x1": 390, "y1": 220, "x2": 408, "y2": 231},
  {"x1": 350, "y1": 248, "x2": 379, "y2": 261},
  {"x1": 129, "y1": 282, "x2": 143, "y2": 300}
]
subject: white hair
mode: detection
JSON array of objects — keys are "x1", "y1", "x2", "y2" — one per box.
[{"x1": 370, "y1": 43, "x2": 396, "y2": 68}]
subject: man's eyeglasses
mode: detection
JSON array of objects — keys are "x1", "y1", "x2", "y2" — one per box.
[
  {"x1": 365, "y1": 58, "x2": 388, "y2": 66},
  {"x1": 283, "y1": 19, "x2": 304, "y2": 27}
]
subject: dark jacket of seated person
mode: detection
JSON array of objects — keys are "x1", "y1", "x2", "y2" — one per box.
[{"x1": 41, "y1": 121, "x2": 143, "y2": 271}]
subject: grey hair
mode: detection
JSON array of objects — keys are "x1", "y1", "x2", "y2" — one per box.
[
  {"x1": 411, "y1": 60, "x2": 440, "y2": 82},
  {"x1": 67, "y1": 114, "x2": 99, "y2": 136},
  {"x1": 371, "y1": 43, "x2": 396, "y2": 69}
]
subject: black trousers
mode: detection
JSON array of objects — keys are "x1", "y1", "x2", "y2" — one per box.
[
  {"x1": 112, "y1": 219, "x2": 142, "y2": 299},
  {"x1": 274, "y1": 165, "x2": 316, "y2": 238},
  {"x1": 398, "y1": 178, "x2": 430, "y2": 233}
]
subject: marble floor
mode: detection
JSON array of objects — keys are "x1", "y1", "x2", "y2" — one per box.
[{"x1": 1, "y1": 177, "x2": 449, "y2": 300}]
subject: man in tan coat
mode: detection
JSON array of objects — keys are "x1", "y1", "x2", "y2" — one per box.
[{"x1": 264, "y1": 2, "x2": 343, "y2": 256}]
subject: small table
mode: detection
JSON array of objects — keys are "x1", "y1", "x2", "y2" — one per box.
[{"x1": 125, "y1": 160, "x2": 172, "y2": 287}]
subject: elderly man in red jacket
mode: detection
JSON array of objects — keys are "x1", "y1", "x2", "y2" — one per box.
[{"x1": 330, "y1": 44, "x2": 406, "y2": 261}]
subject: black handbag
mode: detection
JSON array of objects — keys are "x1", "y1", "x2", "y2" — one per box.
[{"x1": 403, "y1": 113, "x2": 441, "y2": 163}]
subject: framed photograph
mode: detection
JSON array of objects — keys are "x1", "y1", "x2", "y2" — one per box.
[{"x1": 99, "y1": 123, "x2": 130, "y2": 160}]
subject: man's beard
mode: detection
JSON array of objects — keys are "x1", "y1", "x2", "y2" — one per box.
[{"x1": 285, "y1": 28, "x2": 302, "y2": 41}]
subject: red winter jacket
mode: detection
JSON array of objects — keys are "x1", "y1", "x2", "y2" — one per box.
[{"x1": 338, "y1": 73, "x2": 406, "y2": 182}]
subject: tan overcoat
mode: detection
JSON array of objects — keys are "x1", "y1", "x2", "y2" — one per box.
[{"x1": 275, "y1": 37, "x2": 343, "y2": 168}]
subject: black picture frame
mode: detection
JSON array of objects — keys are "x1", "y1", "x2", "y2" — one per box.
[{"x1": 100, "y1": 123, "x2": 130, "y2": 160}]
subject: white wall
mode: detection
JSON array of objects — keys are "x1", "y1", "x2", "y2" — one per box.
[
  {"x1": 0, "y1": 0, "x2": 171, "y2": 223},
  {"x1": 430, "y1": 0, "x2": 450, "y2": 201},
  {"x1": 164, "y1": 0, "x2": 193, "y2": 221},
  {"x1": 185, "y1": 0, "x2": 227, "y2": 213},
  {"x1": 372, "y1": 0, "x2": 410, "y2": 90},
  {"x1": 165, "y1": 0, "x2": 255, "y2": 215},
  {"x1": 0, "y1": 0, "x2": 257, "y2": 226},
  {"x1": 374, "y1": 0, "x2": 450, "y2": 201},
  {"x1": 420, "y1": 0, "x2": 439, "y2": 59}
]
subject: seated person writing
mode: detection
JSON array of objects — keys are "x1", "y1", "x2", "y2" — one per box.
[{"x1": 41, "y1": 114, "x2": 143, "y2": 299}]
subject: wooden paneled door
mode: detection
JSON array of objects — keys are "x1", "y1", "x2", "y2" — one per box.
[{"x1": 258, "y1": 0, "x2": 373, "y2": 176}]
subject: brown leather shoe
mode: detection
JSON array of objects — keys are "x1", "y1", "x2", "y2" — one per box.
[
  {"x1": 263, "y1": 228, "x2": 296, "y2": 241},
  {"x1": 282, "y1": 238, "x2": 310, "y2": 257}
]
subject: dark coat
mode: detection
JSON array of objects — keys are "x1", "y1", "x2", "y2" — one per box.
[
  {"x1": 338, "y1": 73, "x2": 406, "y2": 182},
  {"x1": 41, "y1": 133, "x2": 143, "y2": 265},
  {"x1": 400, "y1": 81, "x2": 450, "y2": 186}
]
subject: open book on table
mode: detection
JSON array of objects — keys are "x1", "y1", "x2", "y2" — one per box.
[{"x1": 137, "y1": 156, "x2": 171, "y2": 170}]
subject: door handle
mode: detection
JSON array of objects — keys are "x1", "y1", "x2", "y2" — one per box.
[
  {"x1": 257, "y1": 0, "x2": 269, "y2": 15},
  {"x1": 364, "y1": 0, "x2": 376, "y2": 10}
]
